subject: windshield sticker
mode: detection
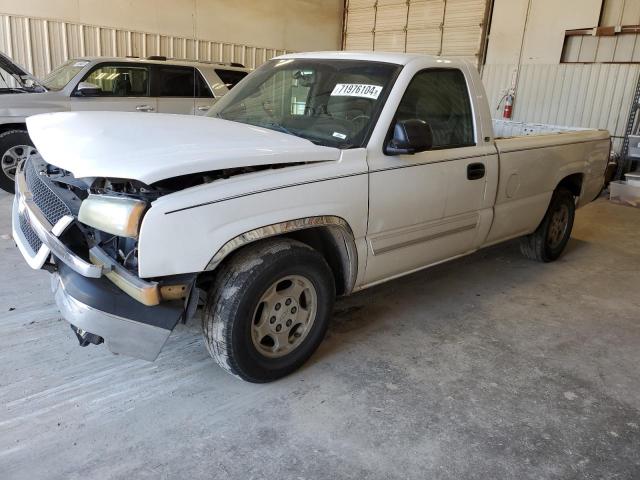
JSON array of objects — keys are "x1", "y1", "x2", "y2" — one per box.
[
  {"x1": 331, "y1": 83, "x2": 382, "y2": 100},
  {"x1": 73, "y1": 61, "x2": 89, "y2": 68},
  {"x1": 332, "y1": 132, "x2": 347, "y2": 140}
]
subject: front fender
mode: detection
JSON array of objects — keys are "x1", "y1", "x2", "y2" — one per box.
[{"x1": 136, "y1": 150, "x2": 369, "y2": 281}]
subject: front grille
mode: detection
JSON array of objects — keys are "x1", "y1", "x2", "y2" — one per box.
[
  {"x1": 25, "y1": 159, "x2": 72, "y2": 225},
  {"x1": 18, "y1": 211, "x2": 43, "y2": 253}
]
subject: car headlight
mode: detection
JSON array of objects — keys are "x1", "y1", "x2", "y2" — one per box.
[{"x1": 78, "y1": 194, "x2": 147, "y2": 238}]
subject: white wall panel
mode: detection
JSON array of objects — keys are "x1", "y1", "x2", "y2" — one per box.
[
  {"x1": 0, "y1": 13, "x2": 291, "y2": 78},
  {"x1": 344, "y1": 32, "x2": 374, "y2": 50},
  {"x1": 443, "y1": 0, "x2": 487, "y2": 27},
  {"x1": 485, "y1": 0, "x2": 602, "y2": 65},
  {"x1": 345, "y1": 7, "x2": 376, "y2": 33},
  {"x1": 344, "y1": 0, "x2": 489, "y2": 65},
  {"x1": 406, "y1": 29, "x2": 442, "y2": 54},
  {"x1": 375, "y1": 3, "x2": 409, "y2": 32},
  {"x1": 408, "y1": 1, "x2": 445, "y2": 29},
  {"x1": 482, "y1": 63, "x2": 640, "y2": 152}
]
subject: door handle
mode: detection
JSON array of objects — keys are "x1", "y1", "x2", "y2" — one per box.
[
  {"x1": 196, "y1": 105, "x2": 211, "y2": 112},
  {"x1": 135, "y1": 104, "x2": 155, "y2": 112},
  {"x1": 467, "y1": 163, "x2": 485, "y2": 180}
]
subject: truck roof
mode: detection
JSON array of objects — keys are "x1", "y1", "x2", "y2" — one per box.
[{"x1": 277, "y1": 51, "x2": 472, "y2": 68}]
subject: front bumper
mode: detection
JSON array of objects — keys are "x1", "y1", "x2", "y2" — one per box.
[
  {"x1": 52, "y1": 263, "x2": 182, "y2": 360},
  {"x1": 12, "y1": 164, "x2": 161, "y2": 304},
  {"x1": 12, "y1": 160, "x2": 188, "y2": 361}
]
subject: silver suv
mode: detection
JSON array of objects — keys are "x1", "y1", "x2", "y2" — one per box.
[{"x1": 0, "y1": 53, "x2": 249, "y2": 192}]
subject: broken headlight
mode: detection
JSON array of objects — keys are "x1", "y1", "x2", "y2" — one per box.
[{"x1": 78, "y1": 194, "x2": 147, "y2": 238}]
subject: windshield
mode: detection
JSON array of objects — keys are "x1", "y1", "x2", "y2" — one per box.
[
  {"x1": 41, "y1": 60, "x2": 88, "y2": 91},
  {"x1": 209, "y1": 58, "x2": 401, "y2": 148}
]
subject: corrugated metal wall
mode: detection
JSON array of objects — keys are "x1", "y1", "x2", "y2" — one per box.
[
  {"x1": 343, "y1": 0, "x2": 489, "y2": 65},
  {"x1": 0, "y1": 13, "x2": 290, "y2": 78},
  {"x1": 482, "y1": 63, "x2": 640, "y2": 151}
]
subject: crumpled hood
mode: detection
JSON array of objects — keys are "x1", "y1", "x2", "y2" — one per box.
[{"x1": 26, "y1": 111, "x2": 340, "y2": 184}]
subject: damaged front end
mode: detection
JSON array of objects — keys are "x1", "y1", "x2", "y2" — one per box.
[{"x1": 12, "y1": 156, "x2": 198, "y2": 360}]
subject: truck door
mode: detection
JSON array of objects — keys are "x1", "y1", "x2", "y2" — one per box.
[
  {"x1": 69, "y1": 63, "x2": 156, "y2": 114},
  {"x1": 364, "y1": 67, "x2": 497, "y2": 284}
]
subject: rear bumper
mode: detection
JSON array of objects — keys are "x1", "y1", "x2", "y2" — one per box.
[{"x1": 52, "y1": 263, "x2": 184, "y2": 361}]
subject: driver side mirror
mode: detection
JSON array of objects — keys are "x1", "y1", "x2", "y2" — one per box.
[
  {"x1": 385, "y1": 119, "x2": 433, "y2": 155},
  {"x1": 75, "y1": 81, "x2": 101, "y2": 96}
]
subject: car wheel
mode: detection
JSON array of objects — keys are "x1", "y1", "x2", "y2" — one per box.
[
  {"x1": 520, "y1": 187, "x2": 575, "y2": 262},
  {"x1": 203, "y1": 238, "x2": 335, "y2": 382},
  {"x1": 0, "y1": 130, "x2": 37, "y2": 194}
]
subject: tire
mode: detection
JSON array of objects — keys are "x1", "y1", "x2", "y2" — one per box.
[
  {"x1": 203, "y1": 238, "x2": 335, "y2": 383},
  {"x1": 520, "y1": 187, "x2": 575, "y2": 262},
  {"x1": 0, "y1": 129, "x2": 36, "y2": 194}
]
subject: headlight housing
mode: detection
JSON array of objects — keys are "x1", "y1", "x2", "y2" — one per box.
[{"x1": 78, "y1": 194, "x2": 147, "y2": 238}]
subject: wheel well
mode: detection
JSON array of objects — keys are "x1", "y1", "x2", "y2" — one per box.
[
  {"x1": 199, "y1": 225, "x2": 356, "y2": 297},
  {"x1": 286, "y1": 227, "x2": 353, "y2": 296},
  {"x1": 557, "y1": 173, "x2": 583, "y2": 197},
  {"x1": 0, "y1": 123, "x2": 28, "y2": 135}
]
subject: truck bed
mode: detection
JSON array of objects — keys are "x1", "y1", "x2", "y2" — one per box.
[
  {"x1": 485, "y1": 122, "x2": 610, "y2": 246},
  {"x1": 493, "y1": 119, "x2": 591, "y2": 139}
]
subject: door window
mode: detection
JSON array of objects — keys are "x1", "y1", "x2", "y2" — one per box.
[
  {"x1": 214, "y1": 69, "x2": 248, "y2": 90},
  {"x1": 80, "y1": 65, "x2": 149, "y2": 96},
  {"x1": 395, "y1": 69, "x2": 474, "y2": 148},
  {"x1": 155, "y1": 66, "x2": 195, "y2": 97}
]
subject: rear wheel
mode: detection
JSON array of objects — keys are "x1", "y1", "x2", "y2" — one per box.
[
  {"x1": 0, "y1": 130, "x2": 36, "y2": 194},
  {"x1": 520, "y1": 187, "x2": 575, "y2": 262},
  {"x1": 203, "y1": 238, "x2": 335, "y2": 382}
]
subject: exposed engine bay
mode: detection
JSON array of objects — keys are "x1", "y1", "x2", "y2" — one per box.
[{"x1": 30, "y1": 155, "x2": 305, "y2": 277}]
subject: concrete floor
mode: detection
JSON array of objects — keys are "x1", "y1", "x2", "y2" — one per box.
[{"x1": 1, "y1": 192, "x2": 639, "y2": 480}]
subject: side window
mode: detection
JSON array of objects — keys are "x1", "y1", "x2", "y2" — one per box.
[
  {"x1": 214, "y1": 69, "x2": 248, "y2": 90},
  {"x1": 155, "y1": 66, "x2": 195, "y2": 97},
  {"x1": 395, "y1": 69, "x2": 474, "y2": 148},
  {"x1": 81, "y1": 65, "x2": 149, "y2": 96},
  {"x1": 195, "y1": 70, "x2": 213, "y2": 98}
]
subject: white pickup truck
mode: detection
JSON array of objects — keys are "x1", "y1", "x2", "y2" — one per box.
[{"x1": 13, "y1": 52, "x2": 610, "y2": 382}]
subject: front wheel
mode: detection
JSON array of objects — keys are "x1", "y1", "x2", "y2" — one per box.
[
  {"x1": 0, "y1": 130, "x2": 37, "y2": 194},
  {"x1": 520, "y1": 187, "x2": 575, "y2": 262},
  {"x1": 203, "y1": 238, "x2": 335, "y2": 382}
]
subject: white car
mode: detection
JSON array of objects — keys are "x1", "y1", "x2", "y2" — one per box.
[
  {"x1": 0, "y1": 53, "x2": 249, "y2": 192},
  {"x1": 13, "y1": 52, "x2": 610, "y2": 382}
]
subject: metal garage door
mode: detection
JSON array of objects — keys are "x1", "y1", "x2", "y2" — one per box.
[{"x1": 343, "y1": 0, "x2": 490, "y2": 65}]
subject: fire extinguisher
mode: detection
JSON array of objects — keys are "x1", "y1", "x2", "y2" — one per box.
[{"x1": 502, "y1": 91, "x2": 514, "y2": 119}]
